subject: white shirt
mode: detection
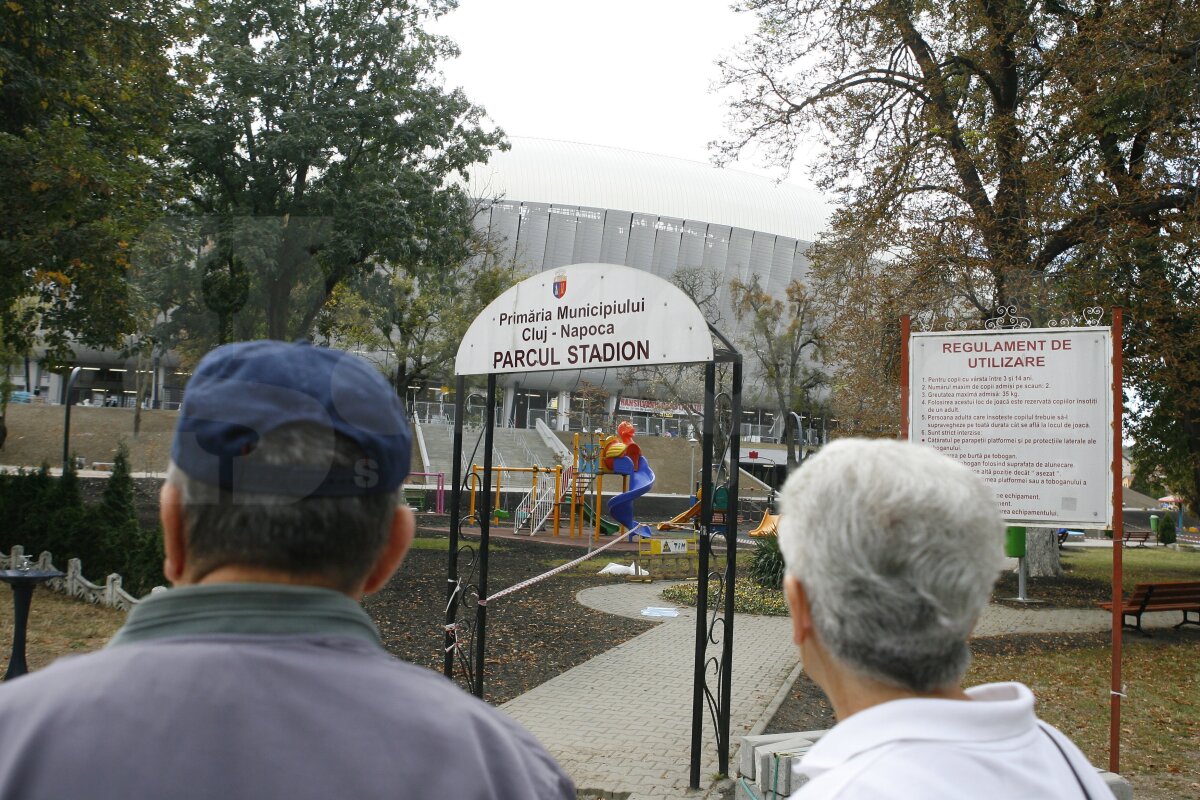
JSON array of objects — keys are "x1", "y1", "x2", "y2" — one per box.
[{"x1": 791, "y1": 682, "x2": 1114, "y2": 799}]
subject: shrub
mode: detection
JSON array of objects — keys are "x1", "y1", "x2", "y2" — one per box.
[
  {"x1": 1, "y1": 447, "x2": 163, "y2": 595},
  {"x1": 748, "y1": 535, "x2": 786, "y2": 590},
  {"x1": 1157, "y1": 513, "x2": 1177, "y2": 546}
]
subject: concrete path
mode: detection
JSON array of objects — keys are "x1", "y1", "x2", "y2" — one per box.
[
  {"x1": 499, "y1": 580, "x2": 1184, "y2": 799},
  {"x1": 501, "y1": 581, "x2": 795, "y2": 799}
]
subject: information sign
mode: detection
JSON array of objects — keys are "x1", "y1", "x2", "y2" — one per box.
[
  {"x1": 641, "y1": 538, "x2": 695, "y2": 555},
  {"x1": 909, "y1": 328, "x2": 1113, "y2": 528}
]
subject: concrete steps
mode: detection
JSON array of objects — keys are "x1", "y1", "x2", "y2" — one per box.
[{"x1": 417, "y1": 423, "x2": 563, "y2": 479}]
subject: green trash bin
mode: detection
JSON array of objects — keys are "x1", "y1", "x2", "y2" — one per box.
[
  {"x1": 1150, "y1": 514, "x2": 1160, "y2": 533},
  {"x1": 1004, "y1": 526, "x2": 1027, "y2": 558}
]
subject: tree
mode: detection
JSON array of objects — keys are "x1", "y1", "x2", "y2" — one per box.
[
  {"x1": 730, "y1": 275, "x2": 824, "y2": 467},
  {"x1": 621, "y1": 266, "x2": 727, "y2": 434},
  {"x1": 1126, "y1": 270, "x2": 1200, "y2": 516},
  {"x1": 316, "y1": 246, "x2": 518, "y2": 391},
  {"x1": 717, "y1": 0, "x2": 1200, "y2": 501},
  {"x1": 172, "y1": 0, "x2": 504, "y2": 344},
  {"x1": 0, "y1": 0, "x2": 184, "y2": 360}
]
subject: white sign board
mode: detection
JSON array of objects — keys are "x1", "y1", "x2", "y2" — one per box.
[
  {"x1": 909, "y1": 328, "x2": 1113, "y2": 528},
  {"x1": 455, "y1": 263, "x2": 714, "y2": 375}
]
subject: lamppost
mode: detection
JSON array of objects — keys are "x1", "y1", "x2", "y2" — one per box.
[
  {"x1": 62, "y1": 366, "x2": 82, "y2": 472},
  {"x1": 688, "y1": 435, "x2": 698, "y2": 499}
]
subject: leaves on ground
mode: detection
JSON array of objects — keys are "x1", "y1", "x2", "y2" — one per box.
[{"x1": 364, "y1": 532, "x2": 654, "y2": 704}]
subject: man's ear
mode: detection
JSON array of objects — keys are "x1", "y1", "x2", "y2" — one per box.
[
  {"x1": 160, "y1": 481, "x2": 187, "y2": 585},
  {"x1": 361, "y1": 505, "x2": 414, "y2": 596},
  {"x1": 784, "y1": 573, "x2": 814, "y2": 648}
]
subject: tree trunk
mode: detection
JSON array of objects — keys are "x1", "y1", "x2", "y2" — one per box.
[{"x1": 1024, "y1": 527, "x2": 1063, "y2": 578}]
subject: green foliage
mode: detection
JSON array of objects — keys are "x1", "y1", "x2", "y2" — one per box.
[
  {"x1": 1157, "y1": 513, "x2": 1177, "y2": 546},
  {"x1": 318, "y1": 252, "x2": 518, "y2": 388},
  {"x1": 748, "y1": 535, "x2": 786, "y2": 590},
  {"x1": 0, "y1": 0, "x2": 186, "y2": 358},
  {"x1": 718, "y1": 0, "x2": 1200, "y2": 458},
  {"x1": 161, "y1": 0, "x2": 506, "y2": 349},
  {"x1": 0, "y1": 453, "x2": 163, "y2": 596}
]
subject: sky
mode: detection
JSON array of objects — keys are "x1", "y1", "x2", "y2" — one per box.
[{"x1": 429, "y1": 0, "x2": 827, "y2": 204}]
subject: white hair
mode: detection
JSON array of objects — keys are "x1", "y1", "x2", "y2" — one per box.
[{"x1": 777, "y1": 438, "x2": 1005, "y2": 692}]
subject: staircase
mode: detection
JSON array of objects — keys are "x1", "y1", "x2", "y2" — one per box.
[{"x1": 418, "y1": 422, "x2": 565, "y2": 480}]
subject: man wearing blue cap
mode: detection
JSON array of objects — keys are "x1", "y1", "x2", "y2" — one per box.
[{"x1": 0, "y1": 340, "x2": 575, "y2": 799}]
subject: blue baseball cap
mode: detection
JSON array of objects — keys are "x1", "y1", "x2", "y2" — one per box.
[{"x1": 171, "y1": 340, "x2": 411, "y2": 496}]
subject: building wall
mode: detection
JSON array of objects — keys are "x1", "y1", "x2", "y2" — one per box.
[{"x1": 472, "y1": 199, "x2": 812, "y2": 337}]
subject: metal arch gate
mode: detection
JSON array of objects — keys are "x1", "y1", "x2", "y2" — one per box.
[{"x1": 441, "y1": 323, "x2": 742, "y2": 789}]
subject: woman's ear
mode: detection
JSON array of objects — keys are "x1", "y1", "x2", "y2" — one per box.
[{"x1": 784, "y1": 573, "x2": 814, "y2": 648}]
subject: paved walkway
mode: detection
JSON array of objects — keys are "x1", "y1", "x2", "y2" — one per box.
[
  {"x1": 498, "y1": 580, "x2": 1182, "y2": 799},
  {"x1": 501, "y1": 581, "x2": 795, "y2": 799}
]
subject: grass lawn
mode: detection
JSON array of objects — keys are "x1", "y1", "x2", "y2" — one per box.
[
  {"x1": 1064, "y1": 545, "x2": 1200, "y2": 590},
  {"x1": 967, "y1": 633, "x2": 1200, "y2": 800},
  {"x1": 0, "y1": 588, "x2": 125, "y2": 673},
  {"x1": 407, "y1": 535, "x2": 508, "y2": 553}
]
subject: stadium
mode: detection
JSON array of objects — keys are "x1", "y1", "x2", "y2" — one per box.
[
  {"x1": 441, "y1": 136, "x2": 829, "y2": 442},
  {"x1": 13, "y1": 137, "x2": 830, "y2": 480}
]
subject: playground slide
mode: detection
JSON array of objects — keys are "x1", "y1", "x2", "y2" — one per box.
[
  {"x1": 747, "y1": 512, "x2": 780, "y2": 538},
  {"x1": 576, "y1": 501, "x2": 622, "y2": 536},
  {"x1": 606, "y1": 455, "x2": 656, "y2": 540},
  {"x1": 657, "y1": 501, "x2": 701, "y2": 531}
]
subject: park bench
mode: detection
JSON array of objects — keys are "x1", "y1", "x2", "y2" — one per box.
[
  {"x1": 1122, "y1": 528, "x2": 1152, "y2": 547},
  {"x1": 1097, "y1": 581, "x2": 1200, "y2": 633}
]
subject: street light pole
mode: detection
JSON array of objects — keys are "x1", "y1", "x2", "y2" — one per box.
[
  {"x1": 688, "y1": 436, "x2": 698, "y2": 499},
  {"x1": 62, "y1": 366, "x2": 82, "y2": 472}
]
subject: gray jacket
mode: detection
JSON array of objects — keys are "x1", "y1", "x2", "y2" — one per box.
[{"x1": 0, "y1": 584, "x2": 575, "y2": 799}]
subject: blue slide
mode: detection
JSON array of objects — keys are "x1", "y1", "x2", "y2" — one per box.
[{"x1": 606, "y1": 454, "x2": 655, "y2": 541}]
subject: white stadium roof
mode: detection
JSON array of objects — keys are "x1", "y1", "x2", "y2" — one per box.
[{"x1": 461, "y1": 137, "x2": 829, "y2": 243}]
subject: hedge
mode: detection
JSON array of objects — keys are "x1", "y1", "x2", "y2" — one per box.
[{"x1": 0, "y1": 444, "x2": 163, "y2": 596}]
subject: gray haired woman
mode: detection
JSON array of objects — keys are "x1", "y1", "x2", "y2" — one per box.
[{"x1": 777, "y1": 438, "x2": 1113, "y2": 800}]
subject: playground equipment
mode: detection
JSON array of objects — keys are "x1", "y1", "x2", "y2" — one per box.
[
  {"x1": 460, "y1": 423, "x2": 652, "y2": 540},
  {"x1": 575, "y1": 501, "x2": 621, "y2": 536},
  {"x1": 405, "y1": 472, "x2": 446, "y2": 514},
  {"x1": 657, "y1": 500, "x2": 701, "y2": 531},
  {"x1": 747, "y1": 512, "x2": 779, "y2": 538},
  {"x1": 466, "y1": 464, "x2": 563, "y2": 534},
  {"x1": 601, "y1": 421, "x2": 656, "y2": 540},
  {"x1": 560, "y1": 431, "x2": 618, "y2": 540}
]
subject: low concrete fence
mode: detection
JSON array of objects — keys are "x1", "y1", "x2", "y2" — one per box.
[{"x1": 1, "y1": 546, "x2": 156, "y2": 610}]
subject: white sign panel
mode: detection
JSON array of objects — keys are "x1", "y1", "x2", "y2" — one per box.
[
  {"x1": 910, "y1": 328, "x2": 1113, "y2": 528},
  {"x1": 455, "y1": 263, "x2": 714, "y2": 375}
]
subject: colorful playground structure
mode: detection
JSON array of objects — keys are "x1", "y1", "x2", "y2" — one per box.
[
  {"x1": 463, "y1": 422, "x2": 779, "y2": 541},
  {"x1": 464, "y1": 422, "x2": 665, "y2": 541}
]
